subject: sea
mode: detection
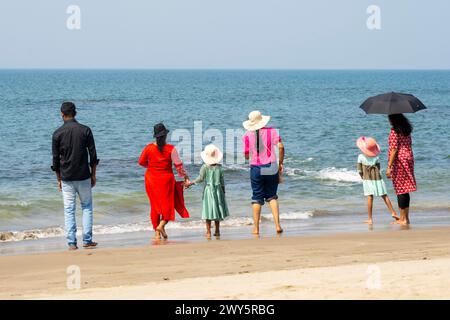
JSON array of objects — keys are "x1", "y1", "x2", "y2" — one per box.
[{"x1": 0, "y1": 70, "x2": 449, "y2": 255}]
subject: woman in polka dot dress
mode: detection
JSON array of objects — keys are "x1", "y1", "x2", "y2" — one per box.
[{"x1": 386, "y1": 114, "x2": 417, "y2": 225}]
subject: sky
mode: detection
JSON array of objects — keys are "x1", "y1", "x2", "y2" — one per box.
[{"x1": 0, "y1": 0, "x2": 449, "y2": 69}]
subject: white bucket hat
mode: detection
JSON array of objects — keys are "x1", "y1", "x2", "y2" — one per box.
[
  {"x1": 242, "y1": 110, "x2": 271, "y2": 131},
  {"x1": 201, "y1": 144, "x2": 223, "y2": 165}
]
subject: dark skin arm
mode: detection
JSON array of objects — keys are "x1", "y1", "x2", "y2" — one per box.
[
  {"x1": 386, "y1": 149, "x2": 397, "y2": 179},
  {"x1": 278, "y1": 142, "x2": 285, "y2": 173},
  {"x1": 91, "y1": 164, "x2": 97, "y2": 188},
  {"x1": 56, "y1": 171, "x2": 62, "y2": 191}
]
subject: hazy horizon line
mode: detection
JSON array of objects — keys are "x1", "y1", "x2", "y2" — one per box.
[{"x1": 1, "y1": 68, "x2": 449, "y2": 71}]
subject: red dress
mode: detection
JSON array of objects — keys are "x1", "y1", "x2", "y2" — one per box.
[
  {"x1": 388, "y1": 129, "x2": 417, "y2": 195},
  {"x1": 138, "y1": 143, "x2": 189, "y2": 230}
]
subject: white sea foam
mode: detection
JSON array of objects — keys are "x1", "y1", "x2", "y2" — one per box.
[
  {"x1": 0, "y1": 212, "x2": 315, "y2": 242},
  {"x1": 220, "y1": 159, "x2": 359, "y2": 185},
  {"x1": 316, "y1": 167, "x2": 361, "y2": 183},
  {"x1": 223, "y1": 164, "x2": 249, "y2": 171},
  {"x1": 262, "y1": 211, "x2": 314, "y2": 221},
  {"x1": 0, "y1": 227, "x2": 64, "y2": 242},
  {"x1": 284, "y1": 166, "x2": 360, "y2": 183},
  {"x1": 0, "y1": 200, "x2": 30, "y2": 207},
  {"x1": 283, "y1": 167, "x2": 305, "y2": 177},
  {"x1": 167, "y1": 217, "x2": 254, "y2": 229}
]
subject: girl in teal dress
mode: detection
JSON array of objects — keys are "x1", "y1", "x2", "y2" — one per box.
[
  {"x1": 356, "y1": 136, "x2": 399, "y2": 225},
  {"x1": 190, "y1": 144, "x2": 229, "y2": 238}
]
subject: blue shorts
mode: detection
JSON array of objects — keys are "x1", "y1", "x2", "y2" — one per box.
[{"x1": 250, "y1": 163, "x2": 279, "y2": 205}]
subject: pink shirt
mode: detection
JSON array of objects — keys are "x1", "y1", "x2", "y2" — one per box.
[{"x1": 243, "y1": 127, "x2": 282, "y2": 166}]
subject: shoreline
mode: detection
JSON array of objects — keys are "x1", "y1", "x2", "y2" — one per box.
[
  {"x1": 2, "y1": 205, "x2": 450, "y2": 257},
  {"x1": 1, "y1": 226, "x2": 450, "y2": 299}
]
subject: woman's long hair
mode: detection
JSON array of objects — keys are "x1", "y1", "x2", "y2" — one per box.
[
  {"x1": 255, "y1": 129, "x2": 265, "y2": 154},
  {"x1": 389, "y1": 114, "x2": 413, "y2": 136},
  {"x1": 156, "y1": 134, "x2": 167, "y2": 152}
]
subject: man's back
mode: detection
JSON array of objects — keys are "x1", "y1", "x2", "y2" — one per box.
[{"x1": 52, "y1": 119, "x2": 98, "y2": 181}]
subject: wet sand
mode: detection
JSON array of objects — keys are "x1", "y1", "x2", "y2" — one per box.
[{"x1": 1, "y1": 227, "x2": 450, "y2": 299}]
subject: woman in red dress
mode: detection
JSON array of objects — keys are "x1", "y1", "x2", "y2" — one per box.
[
  {"x1": 138, "y1": 123, "x2": 190, "y2": 239},
  {"x1": 386, "y1": 114, "x2": 417, "y2": 225}
]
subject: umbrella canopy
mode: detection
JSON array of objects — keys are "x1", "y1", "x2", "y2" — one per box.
[{"x1": 360, "y1": 92, "x2": 427, "y2": 114}]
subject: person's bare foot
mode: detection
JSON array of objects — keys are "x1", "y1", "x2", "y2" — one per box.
[
  {"x1": 276, "y1": 227, "x2": 283, "y2": 234},
  {"x1": 364, "y1": 219, "x2": 373, "y2": 225},
  {"x1": 393, "y1": 219, "x2": 409, "y2": 225},
  {"x1": 153, "y1": 230, "x2": 161, "y2": 240},
  {"x1": 391, "y1": 213, "x2": 400, "y2": 221},
  {"x1": 214, "y1": 231, "x2": 220, "y2": 237},
  {"x1": 252, "y1": 228, "x2": 259, "y2": 235},
  {"x1": 205, "y1": 231, "x2": 212, "y2": 239},
  {"x1": 157, "y1": 227, "x2": 168, "y2": 239}
]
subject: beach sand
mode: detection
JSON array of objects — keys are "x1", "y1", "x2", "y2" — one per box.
[{"x1": 1, "y1": 227, "x2": 450, "y2": 300}]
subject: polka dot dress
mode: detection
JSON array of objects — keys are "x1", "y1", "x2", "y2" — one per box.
[{"x1": 388, "y1": 129, "x2": 417, "y2": 195}]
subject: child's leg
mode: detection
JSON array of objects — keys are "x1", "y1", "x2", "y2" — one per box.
[
  {"x1": 365, "y1": 195, "x2": 373, "y2": 224},
  {"x1": 214, "y1": 221, "x2": 220, "y2": 236},
  {"x1": 252, "y1": 203, "x2": 262, "y2": 234},
  {"x1": 381, "y1": 195, "x2": 399, "y2": 220},
  {"x1": 205, "y1": 220, "x2": 212, "y2": 238}
]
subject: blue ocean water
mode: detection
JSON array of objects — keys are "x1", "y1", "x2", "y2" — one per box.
[{"x1": 0, "y1": 70, "x2": 449, "y2": 253}]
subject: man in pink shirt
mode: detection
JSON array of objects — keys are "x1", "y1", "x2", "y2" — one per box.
[{"x1": 243, "y1": 111, "x2": 285, "y2": 235}]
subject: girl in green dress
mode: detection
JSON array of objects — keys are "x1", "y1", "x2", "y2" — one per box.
[
  {"x1": 356, "y1": 136, "x2": 398, "y2": 225},
  {"x1": 191, "y1": 144, "x2": 229, "y2": 238}
]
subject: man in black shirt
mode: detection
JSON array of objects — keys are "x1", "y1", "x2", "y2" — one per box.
[{"x1": 52, "y1": 102, "x2": 99, "y2": 250}]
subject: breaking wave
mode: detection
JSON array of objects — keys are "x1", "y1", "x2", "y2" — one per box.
[
  {"x1": 0, "y1": 211, "x2": 316, "y2": 242},
  {"x1": 285, "y1": 166, "x2": 361, "y2": 183},
  {"x1": 315, "y1": 167, "x2": 361, "y2": 183}
]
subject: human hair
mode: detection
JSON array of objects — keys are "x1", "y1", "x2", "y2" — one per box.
[
  {"x1": 388, "y1": 114, "x2": 413, "y2": 136},
  {"x1": 60, "y1": 101, "x2": 77, "y2": 117},
  {"x1": 156, "y1": 134, "x2": 167, "y2": 152},
  {"x1": 255, "y1": 129, "x2": 265, "y2": 154}
]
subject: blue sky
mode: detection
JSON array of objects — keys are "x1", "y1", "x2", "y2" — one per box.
[{"x1": 0, "y1": 0, "x2": 449, "y2": 69}]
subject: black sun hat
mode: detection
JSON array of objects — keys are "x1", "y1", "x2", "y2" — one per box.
[{"x1": 153, "y1": 123, "x2": 169, "y2": 138}]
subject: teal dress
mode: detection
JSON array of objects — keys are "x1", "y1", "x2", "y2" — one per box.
[
  {"x1": 193, "y1": 164, "x2": 230, "y2": 221},
  {"x1": 357, "y1": 154, "x2": 387, "y2": 197}
]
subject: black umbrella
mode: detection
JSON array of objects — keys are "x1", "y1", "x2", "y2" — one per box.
[{"x1": 360, "y1": 92, "x2": 427, "y2": 114}]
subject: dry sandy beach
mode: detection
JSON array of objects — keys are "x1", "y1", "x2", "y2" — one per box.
[{"x1": 1, "y1": 227, "x2": 450, "y2": 300}]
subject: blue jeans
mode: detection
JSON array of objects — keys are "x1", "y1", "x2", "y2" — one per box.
[
  {"x1": 61, "y1": 179, "x2": 93, "y2": 246},
  {"x1": 250, "y1": 163, "x2": 279, "y2": 205}
]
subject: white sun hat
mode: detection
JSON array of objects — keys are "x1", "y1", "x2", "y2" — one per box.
[
  {"x1": 200, "y1": 144, "x2": 223, "y2": 165},
  {"x1": 242, "y1": 110, "x2": 271, "y2": 131}
]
